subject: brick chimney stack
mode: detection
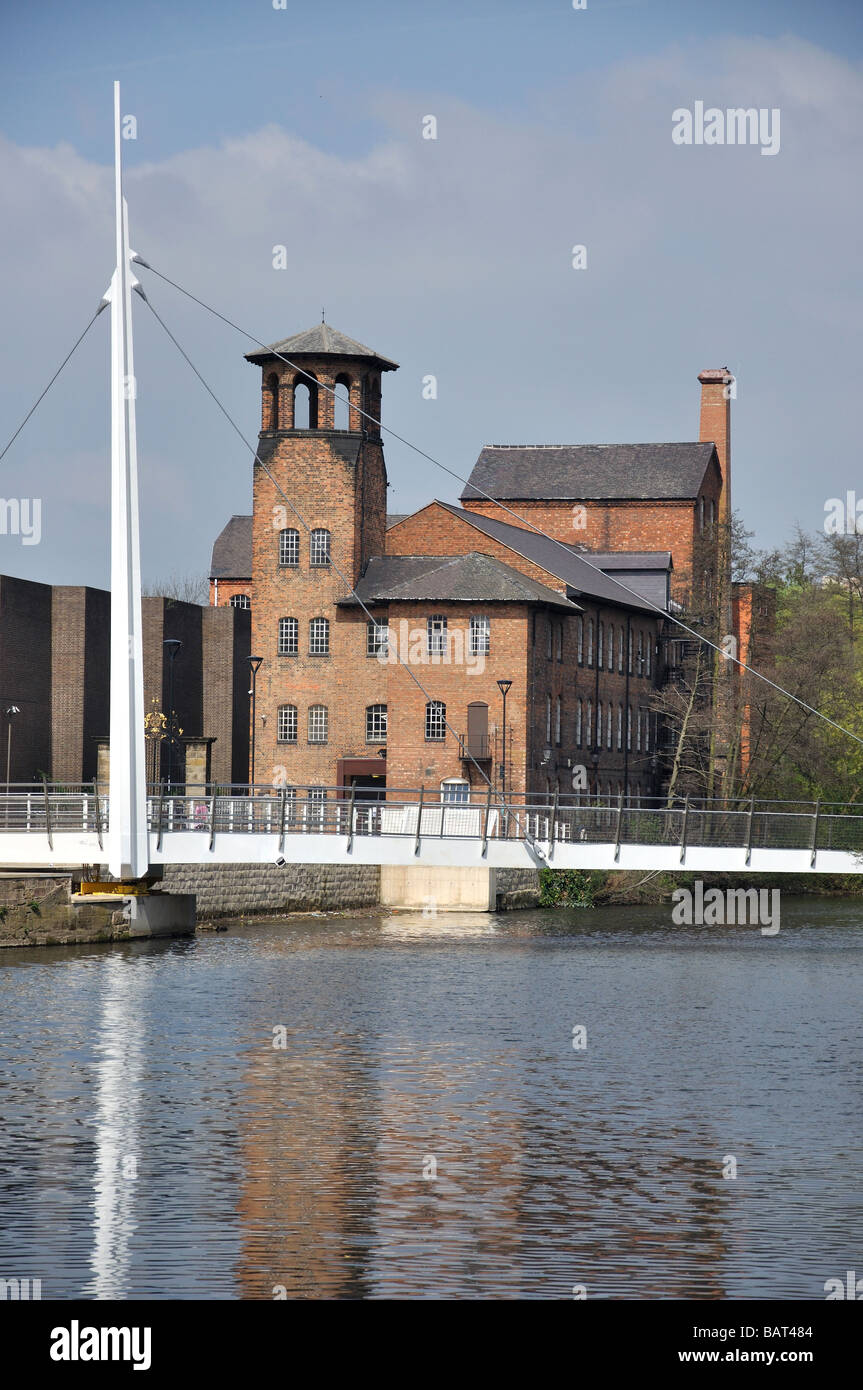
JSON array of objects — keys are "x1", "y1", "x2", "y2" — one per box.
[{"x1": 697, "y1": 368, "x2": 733, "y2": 528}]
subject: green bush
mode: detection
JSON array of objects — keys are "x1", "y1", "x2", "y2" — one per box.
[{"x1": 539, "y1": 868, "x2": 603, "y2": 908}]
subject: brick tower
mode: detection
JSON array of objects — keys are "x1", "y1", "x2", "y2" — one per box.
[{"x1": 244, "y1": 324, "x2": 398, "y2": 791}]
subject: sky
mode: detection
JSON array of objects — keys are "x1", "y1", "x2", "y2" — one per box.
[{"x1": 1, "y1": 0, "x2": 862, "y2": 590}]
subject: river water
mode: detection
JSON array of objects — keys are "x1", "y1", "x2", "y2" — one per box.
[{"x1": 1, "y1": 899, "x2": 861, "y2": 1300}]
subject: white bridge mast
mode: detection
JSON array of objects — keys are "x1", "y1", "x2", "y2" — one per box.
[{"x1": 104, "y1": 81, "x2": 148, "y2": 879}]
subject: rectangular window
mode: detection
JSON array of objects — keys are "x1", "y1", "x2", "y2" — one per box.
[
  {"x1": 546, "y1": 694, "x2": 552, "y2": 742},
  {"x1": 366, "y1": 704, "x2": 387, "y2": 741},
  {"x1": 441, "y1": 779, "x2": 469, "y2": 804},
  {"x1": 277, "y1": 705, "x2": 297, "y2": 743},
  {"x1": 587, "y1": 620, "x2": 594, "y2": 668},
  {"x1": 556, "y1": 624, "x2": 563, "y2": 663},
  {"x1": 425, "y1": 700, "x2": 446, "y2": 741},
  {"x1": 469, "y1": 615, "x2": 490, "y2": 656},
  {"x1": 307, "y1": 786, "x2": 327, "y2": 827},
  {"x1": 617, "y1": 705, "x2": 623, "y2": 750},
  {"x1": 555, "y1": 695, "x2": 562, "y2": 745},
  {"x1": 577, "y1": 617, "x2": 584, "y2": 665},
  {"x1": 586, "y1": 700, "x2": 593, "y2": 747},
  {"x1": 628, "y1": 630, "x2": 633, "y2": 675},
  {"x1": 618, "y1": 629, "x2": 624, "y2": 673},
  {"x1": 606, "y1": 704, "x2": 612, "y2": 750},
  {"x1": 576, "y1": 699, "x2": 583, "y2": 748},
  {"x1": 646, "y1": 636, "x2": 652, "y2": 678},
  {"x1": 308, "y1": 706, "x2": 328, "y2": 743},
  {"x1": 627, "y1": 705, "x2": 632, "y2": 751},
  {"x1": 309, "y1": 617, "x2": 330, "y2": 655},
  {"x1": 427, "y1": 614, "x2": 447, "y2": 657},
  {"x1": 367, "y1": 620, "x2": 388, "y2": 658},
  {"x1": 636, "y1": 709, "x2": 642, "y2": 752},
  {"x1": 637, "y1": 631, "x2": 644, "y2": 676},
  {"x1": 597, "y1": 622, "x2": 604, "y2": 669}
]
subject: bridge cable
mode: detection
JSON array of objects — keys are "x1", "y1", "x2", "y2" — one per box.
[
  {"x1": 140, "y1": 291, "x2": 544, "y2": 848},
  {"x1": 0, "y1": 302, "x2": 108, "y2": 466},
  {"x1": 134, "y1": 259, "x2": 863, "y2": 757}
]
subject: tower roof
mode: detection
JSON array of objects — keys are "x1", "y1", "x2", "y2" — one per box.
[{"x1": 245, "y1": 322, "x2": 398, "y2": 369}]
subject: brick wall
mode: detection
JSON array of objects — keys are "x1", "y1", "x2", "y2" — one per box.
[
  {"x1": 0, "y1": 575, "x2": 52, "y2": 781},
  {"x1": 50, "y1": 586, "x2": 110, "y2": 783}
]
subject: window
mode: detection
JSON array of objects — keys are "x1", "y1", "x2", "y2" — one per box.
[
  {"x1": 644, "y1": 712, "x2": 651, "y2": 753},
  {"x1": 586, "y1": 699, "x2": 593, "y2": 747},
  {"x1": 265, "y1": 372, "x2": 279, "y2": 430},
  {"x1": 278, "y1": 616, "x2": 298, "y2": 655},
  {"x1": 309, "y1": 617, "x2": 330, "y2": 655},
  {"x1": 427, "y1": 614, "x2": 447, "y2": 657},
  {"x1": 308, "y1": 786, "x2": 326, "y2": 826},
  {"x1": 555, "y1": 695, "x2": 562, "y2": 745},
  {"x1": 366, "y1": 704, "x2": 387, "y2": 742},
  {"x1": 229, "y1": 593, "x2": 250, "y2": 610},
  {"x1": 627, "y1": 705, "x2": 632, "y2": 751},
  {"x1": 546, "y1": 694, "x2": 552, "y2": 743},
  {"x1": 308, "y1": 705, "x2": 328, "y2": 743},
  {"x1": 637, "y1": 631, "x2": 644, "y2": 675},
  {"x1": 628, "y1": 629, "x2": 633, "y2": 674},
  {"x1": 556, "y1": 623, "x2": 563, "y2": 662},
  {"x1": 587, "y1": 619, "x2": 594, "y2": 668},
  {"x1": 279, "y1": 528, "x2": 299, "y2": 567},
  {"x1": 577, "y1": 617, "x2": 584, "y2": 665},
  {"x1": 699, "y1": 496, "x2": 705, "y2": 532},
  {"x1": 281, "y1": 786, "x2": 297, "y2": 824},
  {"x1": 618, "y1": 628, "x2": 624, "y2": 673},
  {"x1": 607, "y1": 623, "x2": 614, "y2": 671},
  {"x1": 709, "y1": 498, "x2": 715, "y2": 527},
  {"x1": 310, "y1": 528, "x2": 331, "y2": 566},
  {"x1": 636, "y1": 708, "x2": 642, "y2": 752},
  {"x1": 442, "y1": 778, "x2": 469, "y2": 804},
  {"x1": 334, "y1": 374, "x2": 351, "y2": 431},
  {"x1": 598, "y1": 622, "x2": 604, "y2": 669},
  {"x1": 277, "y1": 704, "x2": 297, "y2": 743},
  {"x1": 293, "y1": 375, "x2": 318, "y2": 429},
  {"x1": 367, "y1": 619, "x2": 388, "y2": 658},
  {"x1": 546, "y1": 620, "x2": 553, "y2": 660},
  {"x1": 425, "y1": 700, "x2": 446, "y2": 741},
  {"x1": 606, "y1": 703, "x2": 612, "y2": 750},
  {"x1": 646, "y1": 636, "x2": 652, "y2": 678},
  {"x1": 576, "y1": 698, "x2": 583, "y2": 748},
  {"x1": 469, "y1": 615, "x2": 490, "y2": 656},
  {"x1": 596, "y1": 701, "x2": 603, "y2": 751},
  {"x1": 617, "y1": 703, "x2": 623, "y2": 751}
]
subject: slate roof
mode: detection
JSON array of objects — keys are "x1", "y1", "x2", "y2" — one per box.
[
  {"x1": 245, "y1": 322, "x2": 398, "y2": 370},
  {"x1": 434, "y1": 503, "x2": 662, "y2": 613},
  {"x1": 340, "y1": 552, "x2": 578, "y2": 611},
  {"x1": 386, "y1": 513, "x2": 409, "y2": 529},
  {"x1": 571, "y1": 549, "x2": 673, "y2": 570},
  {"x1": 210, "y1": 515, "x2": 252, "y2": 579},
  {"x1": 460, "y1": 442, "x2": 718, "y2": 502}
]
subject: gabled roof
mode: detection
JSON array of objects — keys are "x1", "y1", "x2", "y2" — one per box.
[
  {"x1": 210, "y1": 514, "x2": 252, "y2": 579},
  {"x1": 433, "y1": 503, "x2": 662, "y2": 613},
  {"x1": 340, "y1": 552, "x2": 579, "y2": 611},
  {"x1": 571, "y1": 549, "x2": 673, "y2": 571},
  {"x1": 245, "y1": 322, "x2": 398, "y2": 369},
  {"x1": 461, "y1": 442, "x2": 719, "y2": 502}
]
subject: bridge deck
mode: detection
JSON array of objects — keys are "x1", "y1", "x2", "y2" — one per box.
[{"x1": 1, "y1": 786, "x2": 861, "y2": 875}]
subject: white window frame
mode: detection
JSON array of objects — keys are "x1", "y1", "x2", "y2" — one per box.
[
  {"x1": 469, "y1": 615, "x2": 490, "y2": 657},
  {"x1": 278, "y1": 616, "x2": 298, "y2": 655},
  {"x1": 441, "y1": 778, "x2": 469, "y2": 804},
  {"x1": 308, "y1": 705, "x2": 328, "y2": 743},
  {"x1": 366, "y1": 704, "x2": 387, "y2": 742},
  {"x1": 310, "y1": 528, "x2": 331, "y2": 566},
  {"x1": 277, "y1": 705, "x2": 297, "y2": 744},
  {"x1": 309, "y1": 616, "x2": 330, "y2": 655},
  {"x1": 425, "y1": 700, "x2": 446, "y2": 741}
]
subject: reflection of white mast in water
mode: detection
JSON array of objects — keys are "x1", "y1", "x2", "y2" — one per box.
[{"x1": 85, "y1": 954, "x2": 143, "y2": 1299}]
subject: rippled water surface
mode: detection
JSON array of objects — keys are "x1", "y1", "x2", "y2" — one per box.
[{"x1": 1, "y1": 899, "x2": 862, "y2": 1299}]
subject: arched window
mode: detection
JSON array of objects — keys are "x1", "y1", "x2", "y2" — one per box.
[
  {"x1": 310, "y1": 528, "x2": 330, "y2": 566},
  {"x1": 618, "y1": 627, "x2": 624, "y2": 673},
  {"x1": 607, "y1": 623, "x2": 614, "y2": 671},
  {"x1": 576, "y1": 698, "x2": 583, "y2": 748},
  {"x1": 636, "y1": 708, "x2": 642, "y2": 752},
  {"x1": 597, "y1": 622, "x2": 604, "y2": 669},
  {"x1": 278, "y1": 616, "x2": 298, "y2": 655},
  {"x1": 699, "y1": 496, "x2": 705, "y2": 531},
  {"x1": 586, "y1": 699, "x2": 593, "y2": 747},
  {"x1": 637, "y1": 631, "x2": 644, "y2": 675},
  {"x1": 229, "y1": 593, "x2": 250, "y2": 610},
  {"x1": 277, "y1": 705, "x2": 297, "y2": 743},
  {"x1": 293, "y1": 374, "x2": 319, "y2": 429},
  {"x1": 334, "y1": 374, "x2": 351, "y2": 431},
  {"x1": 279, "y1": 528, "x2": 299, "y2": 567},
  {"x1": 366, "y1": 704, "x2": 387, "y2": 742},
  {"x1": 644, "y1": 712, "x2": 651, "y2": 753},
  {"x1": 646, "y1": 635, "x2": 652, "y2": 678},
  {"x1": 709, "y1": 498, "x2": 715, "y2": 527},
  {"x1": 596, "y1": 700, "x2": 603, "y2": 751},
  {"x1": 617, "y1": 703, "x2": 623, "y2": 750},
  {"x1": 309, "y1": 617, "x2": 329, "y2": 655},
  {"x1": 308, "y1": 706, "x2": 328, "y2": 743},
  {"x1": 587, "y1": 619, "x2": 594, "y2": 668},
  {"x1": 265, "y1": 372, "x2": 280, "y2": 430},
  {"x1": 425, "y1": 700, "x2": 446, "y2": 741},
  {"x1": 628, "y1": 629, "x2": 633, "y2": 674},
  {"x1": 555, "y1": 695, "x2": 562, "y2": 745},
  {"x1": 606, "y1": 703, "x2": 612, "y2": 749},
  {"x1": 367, "y1": 619, "x2": 388, "y2": 658},
  {"x1": 627, "y1": 705, "x2": 632, "y2": 751},
  {"x1": 577, "y1": 616, "x2": 584, "y2": 665}
]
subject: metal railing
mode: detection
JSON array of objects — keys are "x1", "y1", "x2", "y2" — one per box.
[{"x1": 2, "y1": 784, "x2": 863, "y2": 860}]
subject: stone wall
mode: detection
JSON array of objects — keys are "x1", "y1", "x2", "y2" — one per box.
[
  {"x1": 495, "y1": 867, "x2": 540, "y2": 909},
  {"x1": 161, "y1": 861, "x2": 380, "y2": 920}
]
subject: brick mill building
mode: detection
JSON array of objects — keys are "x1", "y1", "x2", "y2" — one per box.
[{"x1": 209, "y1": 323, "x2": 738, "y2": 805}]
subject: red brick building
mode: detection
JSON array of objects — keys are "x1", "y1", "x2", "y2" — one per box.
[{"x1": 210, "y1": 323, "x2": 727, "y2": 804}]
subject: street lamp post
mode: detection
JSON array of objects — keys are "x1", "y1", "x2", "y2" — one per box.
[
  {"x1": 497, "y1": 679, "x2": 512, "y2": 832},
  {"x1": 163, "y1": 639, "x2": 182, "y2": 791},
  {"x1": 4, "y1": 705, "x2": 20, "y2": 821},
  {"x1": 249, "y1": 656, "x2": 263, "y2": 791}
]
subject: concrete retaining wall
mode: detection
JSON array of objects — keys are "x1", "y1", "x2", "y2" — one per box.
[{"x1": 161, "y1": 861, "x2": 380, "y2": 919}]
